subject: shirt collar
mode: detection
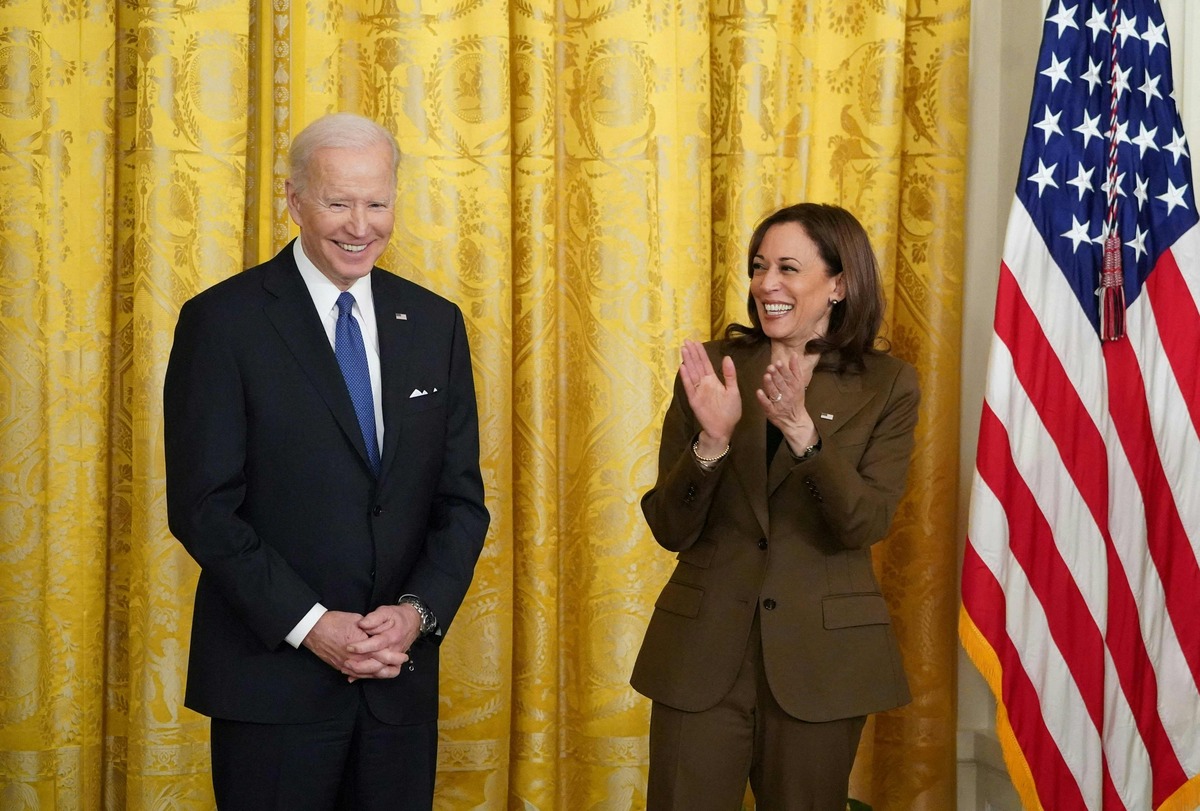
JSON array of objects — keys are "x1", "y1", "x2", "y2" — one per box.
[{"x1": 292, "y1": 238, "x2": 374, "y2": 315}]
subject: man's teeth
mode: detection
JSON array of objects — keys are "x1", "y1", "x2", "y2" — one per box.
[
  {"x1": 338, "y1": 243, "x2": 366, "y2": 253},
  {"x1": 764, "y1": 303, "x2": 793, "y2": 314}
]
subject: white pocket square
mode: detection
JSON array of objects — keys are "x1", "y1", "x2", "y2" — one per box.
[{"x1": 410, "y1": 389, "x2": 428, "y2": 398}]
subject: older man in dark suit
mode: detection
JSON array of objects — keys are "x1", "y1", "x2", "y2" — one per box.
[{"x1": 164, "y1": 112, "x2": 489, "y2": 810}]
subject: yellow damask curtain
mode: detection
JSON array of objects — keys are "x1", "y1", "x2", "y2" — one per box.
[{"x1": 0, "y1": 1, "x2": 966, "y2": 809}]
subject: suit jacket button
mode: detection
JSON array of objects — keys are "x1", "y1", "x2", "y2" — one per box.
[
  {"x1": 758, "y1": 538, "x2": 768, "y2": 550},
  {"x1": 372, "y1": 505, "x2": 383, "y2": 516},
  {"x1": 763, "y1": 598, "x2": 777, "y2": 610}
]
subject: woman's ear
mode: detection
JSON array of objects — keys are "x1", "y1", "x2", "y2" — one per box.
[{"x1": 832, "y1": 275, "x2": 847, "y2": 303}]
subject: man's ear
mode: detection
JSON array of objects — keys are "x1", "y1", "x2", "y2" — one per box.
[{"x1": 284, "y1": 180, "x2": 301, "y2": 225}]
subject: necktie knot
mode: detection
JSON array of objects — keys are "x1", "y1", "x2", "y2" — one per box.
[{"x1": 336, "y1": 291, "x2": 356, "y2": 318}]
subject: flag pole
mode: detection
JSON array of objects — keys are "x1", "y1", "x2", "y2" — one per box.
[{"x1": 1101, "y1": 0, "x2": 1127, "y2": 339}]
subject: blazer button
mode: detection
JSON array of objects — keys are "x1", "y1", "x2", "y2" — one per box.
[
  {"x1": 763, "y1": 598, "x2": 777, "y2": 610},
  {"x1": 758, "y1": 538, "x2": 768, "y2": 550},
  {"x1": 372, "y1": 505, "x2": 383, "y2": 516}
]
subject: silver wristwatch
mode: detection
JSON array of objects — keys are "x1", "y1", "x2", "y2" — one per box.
[{"x1": 399, "y1": 594, "x2": 437, "y2": 636}]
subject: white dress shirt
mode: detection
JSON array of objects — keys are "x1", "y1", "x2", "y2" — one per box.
[{"x1": 284, "y1": 239, "x2": 385, "y2": 647}]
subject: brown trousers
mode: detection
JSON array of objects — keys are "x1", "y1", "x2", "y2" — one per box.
[{"x1": 647, "y1": 613, "x2": 866, "y2": 811}]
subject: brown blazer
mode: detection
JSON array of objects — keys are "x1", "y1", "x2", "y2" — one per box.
[{"x1": 631, "y1": 338, "x2": 919, "y2": 722}]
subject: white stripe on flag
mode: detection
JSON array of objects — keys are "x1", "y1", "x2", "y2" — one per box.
[
  {"x1": 971, "y1": 480, "x2": 1104, "y2": 811},
  {"x1": 1128, "y1": 278, "x2": 1200, "y2": 558},
  {"x1": 1003, "y1": 202, "x2": 1108, "y2": 424},
  {"x1": 984, "y1": 337, "x2": 1109, "y2": 626}
]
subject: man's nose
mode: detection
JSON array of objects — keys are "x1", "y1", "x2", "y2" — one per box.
[{"x1": 347, "y1": 205, "x2": 368, "y2": 235}]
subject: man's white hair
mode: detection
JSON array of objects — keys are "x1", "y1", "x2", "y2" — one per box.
[{"x1": 288, "y1": 113, "x2": 401, "y2": 194}]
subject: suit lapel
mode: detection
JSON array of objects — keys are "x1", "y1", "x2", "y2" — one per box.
[
  {"x1": 764, "y1": 360, "x2": 879, "y2": 496},
  {"x1": 372, "y1": 272, "x2": 416, "y2": 481},
  {"x1": 727, "y1": 341, "x2": 772, "y2": 536},
  {"x1": 260, "y1": 247, "x2": 375, "y2": 472}
]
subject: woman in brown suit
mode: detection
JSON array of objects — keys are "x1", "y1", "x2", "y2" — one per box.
[{"x1": 632, "y1": 203, "x2": 919, "y2": 810}]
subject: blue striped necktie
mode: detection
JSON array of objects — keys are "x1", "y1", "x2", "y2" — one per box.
[{"x1": 334, "y1": 292, "x2": 380, "y2": 475}]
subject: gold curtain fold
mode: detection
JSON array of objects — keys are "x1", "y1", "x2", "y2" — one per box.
[{"x1": 0, "y1": 1, "x2": 966, "y2": 809}]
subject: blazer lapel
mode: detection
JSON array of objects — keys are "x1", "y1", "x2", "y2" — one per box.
[
  {"x1": 372, "y1": 272, "x2": 416, "y2": 481},
  {"x1": 261, "y1": 249, "x2": 374, "y2": 472},
  {"x1": 727, "y1": 341, "x2": 772, "y2": 536},
  {"x1": 765, "y1": 361, "x2": 879, "y2": 496}
]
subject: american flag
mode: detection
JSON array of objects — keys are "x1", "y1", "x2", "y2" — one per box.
[{"x1": 959, "y1": 0, "x2": 1200, "y2": 809}]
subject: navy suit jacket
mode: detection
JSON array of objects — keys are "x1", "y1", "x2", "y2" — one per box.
[{"x1": 164, "y1": 241, "x2": 489, "y2": 725}]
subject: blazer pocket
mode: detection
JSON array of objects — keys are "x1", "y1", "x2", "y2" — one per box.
[
  {"x1": 676, "y1": 538, "x2": 716, "y2": 569},
  {"x1": 655, "y1": 581, "x2": 704, "y2": 618},
  {"x1": 404, "y1": 391, "x2": 445, "y2": 414},
  {"x1": 822, "y1": 592, "x2": 890, "y2": 629}
]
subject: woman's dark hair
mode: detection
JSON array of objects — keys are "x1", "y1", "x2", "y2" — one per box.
[{"x1": 724, "y1": 202, "x2": 886, "y2": 372}]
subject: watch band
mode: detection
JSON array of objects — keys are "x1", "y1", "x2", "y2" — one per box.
[
  {"x1": 398, "y1": 594, "x2": 437, "y2": 635},
  {"x1": 792, "y1": 437, "x2": 821, "y2": 461}
]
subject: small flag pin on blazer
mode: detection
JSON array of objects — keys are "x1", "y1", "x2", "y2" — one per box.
[
  {"x1": 820, "y1": 412, "x2": 834, "y2": 420},
  {"x1": 396, "y1": 313, "x2": 407, "y2": 320}
]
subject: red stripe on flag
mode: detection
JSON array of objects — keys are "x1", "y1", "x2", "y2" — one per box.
[
  {"x1": 1103, "y1": 338, "x2": 1200, "y2": 689},
  {"x1": 994, "y1": 264, "x2": 1110, "y2": 527},
  {"x1": 1144, "y1": 249, "x2": 1200, "y2": 437},
  {"x1": 994, "y1": 264, "x2": 1187, "y2": 802},
  {"x1": 975, "y1": 403, "x2": 1106, "y2": 731},
  {"x1": 961, "y1": 540, "x2": 1089, "y2": 811}
]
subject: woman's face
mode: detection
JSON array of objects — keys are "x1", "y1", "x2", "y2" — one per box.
[{"x1": 749, "y1": 222, "x2": 845, "y2": 352}]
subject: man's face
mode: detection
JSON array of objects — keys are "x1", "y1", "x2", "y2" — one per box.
[{"x1": 286, "y1": 142, "x2": 396, "y2": 290}]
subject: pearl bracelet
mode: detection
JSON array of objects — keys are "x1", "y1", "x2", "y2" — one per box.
[{"x1": 692, "y1": 437, "x2": 731, "y2": 464}]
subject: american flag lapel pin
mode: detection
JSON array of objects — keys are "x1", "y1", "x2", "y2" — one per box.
[
  {"x1": 820, "y1": 412, "x2": 834, "y2": 421},
  {"x1": 396, "y1": 313, "x2": 407, "y2": 320}
]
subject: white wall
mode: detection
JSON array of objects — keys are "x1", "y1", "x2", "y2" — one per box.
[
  {"x1": 958, "y1": 0, "x2": 1041, "y2": 807},
  {"x1": 957, "y1": 0, "x2": 1198, "y2": 808}
]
